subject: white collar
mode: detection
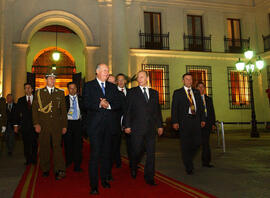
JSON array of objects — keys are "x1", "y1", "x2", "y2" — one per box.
[
  {"x1": 46, "y1": 86, "x2": 54, "y2": 90},
  {"x1": 184, "y1": 86, "x2": 192, "y2": 91},
  {"x1": 118, "y1": 86, "x2": 126, "y2": 90},
  {"x1": 96, "y1": 78, "x2": 106, "y2": 85},
  {"x1": 69, "y1": 94, "x2": 77, "y2": 99}
]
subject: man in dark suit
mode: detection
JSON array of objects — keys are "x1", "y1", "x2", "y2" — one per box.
[
  {"x1": 0, "y1": 97, "x2": 7, "y2": 151},
  {"x1": 115, "y1": 73, "x2": 130, "y2": 168},
  {"x1": 171, "y1": 73, "x2": 206, "y2": 175},
  {"x1": 64, "y1": 82, "x2": 85, "y2": 172},
  {"x1": 5, "y1": 94, "x2": 17, "y2": 156},
  {"x1": 14, "y1": 83, "x2": 37, "y2": 165},
  {"x1": 196, "y1": 82, "x2": 216, "y2": 168},
  {"x1": 124, "y1": 71, "x2": 163, "y2": 186},
  {"x1": 83, "y1": 63, "x2": 120, "y2": 195}
]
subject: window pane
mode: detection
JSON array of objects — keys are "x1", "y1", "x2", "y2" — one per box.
[
  {"x1": 227, "y1": 19, "x2": 233, "y2": 38},
  {"x1": 233, "y1": 20, "x2": 241, "y2": 39},
  {"x1": 153, "y1": 13, "x2": 161, "y2": 34},
  {"x1": 144, "y1": 12, "x2": 151, "y2": 33},
  {"x1": 187, "y1": 16, "x2": 193, "y2": 35},
  {"x1": 142, "y1": 64, "x2": 170, "y2": 109},
  {"x1": 194, "y1": 16, "x2": 202, "y2": 36}
]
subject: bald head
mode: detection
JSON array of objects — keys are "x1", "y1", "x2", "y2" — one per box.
[{"x1": 96, "y1": 64, "x2": 109, "y2": 82}]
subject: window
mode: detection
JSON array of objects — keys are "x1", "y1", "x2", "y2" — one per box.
[
  {"x1": 266, "y1": 65, "x2": 270, "y2": 105},
  {"x1": 187, "y1": 15, "x2": 203, "y2": 37},
  {"x1": 227, "y1": 19, "x2": 241, "y2": 46},
  {"x1": 186, "y1": 65, "x2": 212, "y2": 97},
  {"x1": 142, "y1": 64, "x2": 170, "y2": 110},
  {"x1": 144, "y1": 12, "x2": 161, "y2": 34},
  {"x1": 227, "y1": 67, "x2": 250, "y2": 109}
]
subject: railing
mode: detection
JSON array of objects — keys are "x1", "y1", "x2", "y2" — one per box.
[
  {"x1": 224, "y1": 37, "x2": 250, "y2": 53},
  {"x1": 139, "y1": 30, "x2": 170, "y2": 50},
  {"x1": 183, "y1": 34, "x2": 212, "y2": 52},
  {"x1": 263, "y1": 34, "x2": 270, "y2": 52}
]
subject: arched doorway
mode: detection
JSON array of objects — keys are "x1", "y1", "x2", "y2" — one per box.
[
  {"x1": 32, "y1": 47, "x2": 77, "y2": 95},
  {"x1": 27, "y1": 25, "x2": 83, "y2": 95}
]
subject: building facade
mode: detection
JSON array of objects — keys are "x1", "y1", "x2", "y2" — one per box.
[{"x1": 1, "y1": 0, "x2": 270, "y2": 129}]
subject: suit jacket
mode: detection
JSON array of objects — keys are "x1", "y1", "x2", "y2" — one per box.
[
  {"x1": 204, "y1": 95, "x2": 216, "y2": 128},
  {"x1": 15, "y1": 96, "x2": 34, "y2": 131},
  {"x1": 124, "y1": 86, "x2": 163, "y2": 134},
  {"x1": 0, "y1": 97, "x2": 7, "y2": 128},
  {"x1": 32, "y1": 87, "x2": 67, "y2": 129},
  {"x1": 171, "y1": 87, "x2": 205, "y2": 127},
  {"x1": 6, "y1": 103, "x2": 17, "y2": 126},
  {"x1": 83, "y1": 79, "x2": 121, "y2": 134}
]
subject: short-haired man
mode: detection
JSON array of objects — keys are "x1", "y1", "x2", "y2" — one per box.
[
  {"x1": 196, "y1": 81, "x2": 216, "y2": 168},
  {"x1": 5, "y1": 94, "x2": 17, "y2": 156},
  {"x1": 64, "y1": 82, "x2": 85, "y2": 172},
  {"x1": 32, "y1": 72, "x2": 67, "y2": 180},
  {"x1": 83, "y1": 64, "x2": 121, "y2": 195},
  {"x1": 15, "y1": 83, "x2": 37, "y2": 165},
  {"x1": 171, "y1": 73, "x2": 206, "y2": 175},
  {"x1": 124, "y1": 70, "x2": 163, "y2": 185}
]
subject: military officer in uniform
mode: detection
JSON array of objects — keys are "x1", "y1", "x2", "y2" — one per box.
[{"x1": 32, "y1": 72, "x2": 67, "y2": 180}]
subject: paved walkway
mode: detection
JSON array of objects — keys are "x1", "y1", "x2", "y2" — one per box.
[{"x1": 1, "y1": 131, "x2": 270, "y2": 198}]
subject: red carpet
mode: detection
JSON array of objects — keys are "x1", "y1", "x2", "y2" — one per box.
[{"x1": 14, "y1": 142, "x2": 216, "y2": 198}]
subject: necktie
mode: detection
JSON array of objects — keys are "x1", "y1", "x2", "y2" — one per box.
[
  {"x1": 72, "y1": 96, "x2": 78, "y2": 120},
  {"x1": 27, "y1": 96, "x2": 31, "y2": 109},
  {"x1": 143, "y1": 87, "x2": 149, "y2": 102},
  {"x1": 121, "y1": 88, "x2": 124, "y2": 93},
  {"x1": 187, "y1": 89, "x2": 196, "y2": 115},
  {"x1": 8, "y1": 104, "x2": 11, "y2": 111},
  {"x1": 202, "y1": 95, "x2": 207, "y2": 117},
  {"x1": 101, "y1": 82, "x2": 105, "y2": 95}
]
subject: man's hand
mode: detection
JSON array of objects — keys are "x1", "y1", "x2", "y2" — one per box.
[
  {"x1": 125, "y1": 128, "x2": 131, "y2": 134},
  {"x1": 14, "y1": 126, "x2": 19, "y2": 133},
  {"x1": 157, "y1": 128, "x2": 163, "y2": 136},
  {"x1": 34, "y1": 124, "x2": 41, "y2": 133},
  {"x1": 172, "y1": 123, "x2": 179, "y2": 131},
  {"x1": 1, "y1": 126, "x2": 6, "y2": 133},
  {"x1": 62, "y1": 128, "x2": 67, "y2": 135},
  {"x1": 201, "y1": 121, "x2": 206, "y2": 128},
  {"x1": 100, "y1": 98, "x2": 109, "y2": 109}
]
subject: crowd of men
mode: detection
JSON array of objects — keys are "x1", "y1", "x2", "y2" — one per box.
[{"x1": 0, "y1": 63, "x2": 216, "y2": 195}]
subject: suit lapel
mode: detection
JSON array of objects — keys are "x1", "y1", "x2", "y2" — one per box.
[
  {"x1": 136, "y1": 86, "x2": 148, "y2": 103},
  {"x1": 94, "y1": 79, "x2": 105, "y2": 97}
]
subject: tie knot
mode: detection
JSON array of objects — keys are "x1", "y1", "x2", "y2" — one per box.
[
  {"x1": 188, "y1": 89, "x2": 191, "y2": 93},
  {"x1": 143, "y1": 87, "x2": 146, "y2": 91}
]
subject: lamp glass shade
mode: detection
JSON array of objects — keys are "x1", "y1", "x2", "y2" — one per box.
[
  {"x1": 244, "y1": 50, "x2": 254, "y2": 60},
  {"x1": 255, "y1": 58, "x2": 264, "y2": 70},
  {"x1": 52, "y1": 51, "x2": 60, "y2": 61},
  {"x1": 236, "y1": 59, "x2": 245, "y2": 71},
  {"x1": 246, "y1": 63, "x2": 254, "y2": 73}
]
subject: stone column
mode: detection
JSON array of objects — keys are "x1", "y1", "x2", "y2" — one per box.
[
  {"x1": 112, "y1": 0, "x2": 129, "y2": 75},
  {"x1": 12, "y1": 43, "x2": 29, "y2": 100},
  {"x1": 84, "y1": 46, "x2": 99, "y2": 81}
]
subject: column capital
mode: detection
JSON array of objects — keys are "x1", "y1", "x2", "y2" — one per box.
[
  {"x1": 12, "y1": 43, "x2": 29, "y2": 52},
  {"x1": 84, "y1": 46, "x2": 100, "y2": 54}
]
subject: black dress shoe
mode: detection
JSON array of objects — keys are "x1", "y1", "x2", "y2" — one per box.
[
  {"x1": 131, "y1": 169, "x2": 137, "y2": 179},
  {"x1": 101, "y1": 180, "x2": 111, "y2": 188},
  {"x1": 186, "y1": 170, "x2": 194, "y2": 175},
  {"x1": 42, "y1": 171, "x2": 49, "y2": 177},
  {"x1": 90, "y1": 187, "x2": 99, "y2": 195},
  {"x1": 146, "y1": 180, "x2": 157, "y2": 186},
  {"x1": 55, "y1": 170, "x2": 66, "y2": 180},
  {"x1": 203, "y1": 164, "x2": 214, "y2": 168}
]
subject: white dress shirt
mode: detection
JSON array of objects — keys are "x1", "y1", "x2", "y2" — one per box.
[
  {"x1": 139, "y1": 86, "x2": 150, "y2": 99},
  {"x1": 118, "y1": 86, "x2": 127, "y2": 96},
  {"x1": 26, "y1": 95, "x2": 33, "y2": 104},
  {"x1": 46, "y1": 86, "x2": 54, "y2": 94},
  {"x1": 68, "y1": 94, "x2": 81, "y2": 120},
  {"x1": 184, "y1": 86, "x2": 197, "y2": 114}
]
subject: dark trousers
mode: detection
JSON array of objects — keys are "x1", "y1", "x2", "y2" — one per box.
[
  {"x1": 21, "y1": 128, "x2": 38, "y2": 163},
  {"x1": 131, "y1": 129, "x2": 156, "y2": 181},
  {"x1": 179, "y1": 116, "x2": 201, "y2": 172},
  {"x1": 39, "y1": 120, "x2": 65, "y2": 173},
  {"x1": 63, "y1": 120, "x2": 83, "y2": 169},
  {"x1": 125, "y1": 133, "x2": 132, "y2": 167},
  {"x1": 5, "y1": 124, "x2": 15, "y2": 153},
  {"x1": 111, "y1": 132, "x2": 122, "y2": 167},
  {"x1": 88, "y1": 122, "x2": 112, "y2": 188},
  {"x1": 201, "y1": 127, "x2": 211, "y2": 165}
]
